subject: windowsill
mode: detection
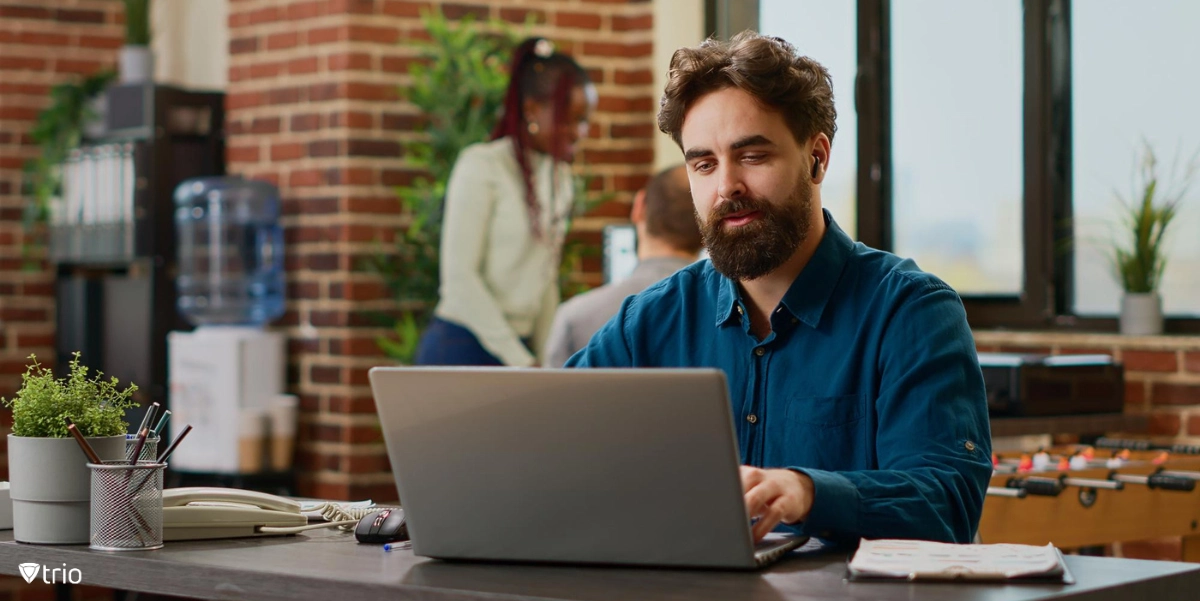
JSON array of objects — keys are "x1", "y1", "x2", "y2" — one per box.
[{"x1": 972, "y1": 330, "x2": 1200, "y2": 351}]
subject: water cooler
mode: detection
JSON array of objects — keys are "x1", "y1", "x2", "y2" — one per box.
[{"x1": 167, "y1": 177, "x2": 293, "y2": 475}]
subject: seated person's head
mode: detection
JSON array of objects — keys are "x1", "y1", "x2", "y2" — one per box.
[
  {"x1": 656, "y1": 32, "x2": 836, "y2": 281},
  {"x1": 632, "y1": 165, "x2": 702, "y2": 258}
]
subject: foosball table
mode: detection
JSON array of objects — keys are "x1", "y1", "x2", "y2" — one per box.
[{"x1": 980, "y1": 438, "x2": 1200, "y2": 557}]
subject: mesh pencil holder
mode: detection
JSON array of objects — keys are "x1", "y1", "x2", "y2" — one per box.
[
  {"x1": 125, "y1": 434, "x2": 159, "y2": 462},
  {"x1": 88, "y1": 460, "x2": 166, "y2": 551}
]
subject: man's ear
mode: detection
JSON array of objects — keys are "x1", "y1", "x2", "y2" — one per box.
[{"x1": 630, "y1": 189, "x2": 647, "y2": 224}]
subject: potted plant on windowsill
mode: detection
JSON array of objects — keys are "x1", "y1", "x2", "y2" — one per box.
[
  {"x1": 1109, "y1": 142, "x2": 1197, "y2": 335},
  {"x1": 1, "y1": 353, "x2": 137, "y2": 543},
  {"x1": 119, "y1": 0, "x2": 153, "y2": 83}
]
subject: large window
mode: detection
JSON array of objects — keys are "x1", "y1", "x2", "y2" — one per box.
[
  {"x1": 759, "y1": 0, "x2": 858, "y2": 238},
  {"x1": 891, "y1": 0, "x2": 1023, "y2": 295},
  {"x1": 741, "y1": 0, "x2": 1200, "y2": 331},
  {"x1": 1072, "y1": 1, "x2": 1200, "y2": 316}
]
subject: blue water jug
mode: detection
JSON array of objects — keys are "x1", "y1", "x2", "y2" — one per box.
[{"x1": 174, "y1": 176, "x2": 285, "y2": 327}]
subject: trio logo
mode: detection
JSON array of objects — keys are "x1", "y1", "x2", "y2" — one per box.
[{"x1": 17, "y1": 562, "x2": 82, "y2": 584}]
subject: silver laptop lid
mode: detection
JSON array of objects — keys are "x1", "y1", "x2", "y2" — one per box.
[{"x1": 368, "y1": 367, "x2": 762, "y2": 569}]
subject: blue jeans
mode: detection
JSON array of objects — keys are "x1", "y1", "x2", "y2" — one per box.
[{"x1": 415, "y1": 317, "x2": 530, "y2": 366}]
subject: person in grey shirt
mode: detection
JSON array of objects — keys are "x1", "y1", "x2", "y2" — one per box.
[{"x1": 545, "y1": 164, "x2": 702, "y2": 367}]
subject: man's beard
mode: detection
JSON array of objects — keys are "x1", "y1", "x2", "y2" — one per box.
[{"x1": 697, "y1": 173, "x2": 813, "y2": 281}]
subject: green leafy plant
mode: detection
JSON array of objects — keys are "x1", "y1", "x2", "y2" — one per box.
[
  {"x1": 368, "y1": 10, "x2": 524, "y2": 363},
  {"x1": 21, "y1": 71, "x2": 115, "y2": 235},
  {"x1": 123, "y1": 0, "x2": 151, "y2": 46},
  {"x1": 1108, "y1": 141, "x2": 1199, "y2": 294},
  {"x1": 1, "y1": 353, "x2": 137, "y2": 438}
]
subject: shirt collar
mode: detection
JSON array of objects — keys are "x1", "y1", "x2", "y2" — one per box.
[{"x1": 714, "y1": 209, "x2": 855, "y2": 329}]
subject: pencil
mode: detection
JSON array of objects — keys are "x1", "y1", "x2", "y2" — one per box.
[
  {"x1": 151, "y1": 410, "x2": 171, "y2": 437},
  {"x1": 128, "y1": 427, "x2": 149, "y2": 465},
  {"x1": 64, "y1": 418, "x2": 102, "y2": 464},
  {"x1": 155, "y1": 424, "x2": 193, "y2": 464}
]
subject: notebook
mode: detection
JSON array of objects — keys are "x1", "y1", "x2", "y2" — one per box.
[{"x1": 848, "y1": 539, "x2": 1075, "y2": 583}]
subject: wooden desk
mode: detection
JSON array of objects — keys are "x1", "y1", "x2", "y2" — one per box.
[{"x1": 0, "y1": 529, "x2": 1198, "y2": 601}]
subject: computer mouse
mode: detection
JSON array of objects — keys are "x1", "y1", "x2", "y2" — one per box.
[{"x1": 354, "y1": 508, "x2": 408, "y2": 544}]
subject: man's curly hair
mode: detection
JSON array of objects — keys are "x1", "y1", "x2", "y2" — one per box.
[{"x1": 658, "y1": 31, "x2": 837, "y2": 149}]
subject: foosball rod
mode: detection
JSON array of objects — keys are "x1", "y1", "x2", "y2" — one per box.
[
  {"x1": 1110, "y1": 471, "x2": 1196, "y2": 491},
  {"x1": 1095, "y1": 437, "x2": 1200, "y2": 455},
  {"x1": 987, "y1": 486, "x2": 1027, "y2": 498}
]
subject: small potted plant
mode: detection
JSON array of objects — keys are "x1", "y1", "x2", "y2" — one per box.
[
  {"x1": 1108, "y1": 142, "x2": 1197, "y2": 335},
  {"x1": 119, "y1": 0, "x2": 153, "y2": 83},
  {"x1": 2, "y1": 353, "x2": 137, "y2": 543}
]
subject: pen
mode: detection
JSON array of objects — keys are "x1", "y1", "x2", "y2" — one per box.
[
  {"x1": 64, "y1": 417, "x2": 102, "y2": 464},
  {"x1": 136, "y1": 402, "x2": 159, "y2": 436},
  {"x1": 129, "y1": 427, "x2": 149, "y2": 465},
  {"x1": 155, "y1": 424, "x2": 193, "y2": 464},
  {"x1": 151, "y1": 410, "x2": 171, "y2": 437}
]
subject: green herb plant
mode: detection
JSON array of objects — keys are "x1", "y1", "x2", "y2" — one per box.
[
  {"x1": 1108, "y1": 141, "x2": 1199, "y2": 294},
  {"x1": 123, "y1": 0, "x2": 151, "y2": 46},
  {"x1": 1, "y1": 352, "x2": 137, "y2": 438}
]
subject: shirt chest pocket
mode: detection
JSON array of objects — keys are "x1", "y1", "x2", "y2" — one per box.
[{"x1": 768, "y1": 393, "x2": 872, "y2": 470}]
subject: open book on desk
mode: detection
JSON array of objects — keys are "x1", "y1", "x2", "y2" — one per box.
[{"x1": 848, "y1": 539, "x2": 1075, "y2": 584}]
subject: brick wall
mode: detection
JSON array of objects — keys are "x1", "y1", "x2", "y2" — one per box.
[
  {"x1": 225, "y1": 0, "x2": 655, "y2": 501},
  {"x1": 0, "y1": 1, "x2": 123, "y2": 397}
]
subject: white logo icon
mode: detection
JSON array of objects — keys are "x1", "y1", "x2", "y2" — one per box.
[{"x1": 18, "y1": 563, "x2": 39, "y2": 583}]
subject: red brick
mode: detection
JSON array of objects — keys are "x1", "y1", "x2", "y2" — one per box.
[
  {"x1": 613, "y1": 174, "x2": 651, "y2": 192},
  {"x1": 77, "y1": 35, "x2": 122, "y2": 50},
  {"x1": 1122, "y1": 350, "x2": 1178, "y2": 373},
  {"x1": 309, "y1": 310, "x2": 348, "y2": 327},
  {"x1": 381, "y1": 1, "x2": 430, "y2": 18},
  {"x1": 247, "y1": 6, "x2": 282, "y2": 25},
  {"x1": 380, "y1": 55, "x2": 417, "y2": 74},
  {"x1": 555, "y1": 11, "x2": 602, "y2": 29},
  {"x1": 287, "y1": 281, "x2": 321, "y2": 300},
  {"x1": 596, "y1": 95, "x2": 655, "y2": 113},
  {"x1": 344, "y1": 453, "x2": 389, "y2": 474},
  {"x1": 442, "y1": 3, "x2": 488, "y2": 20},
  {"x1": 54, "y1": 8, "x2": 104, "y2": 23},
  {"x1": 499, "y1": 7, "x2": 544, "y2": 24},
  {"x1": 328, "y1": 52, "x2": 373, "y2": 71},
  {"x1": 611, "y1": 122, "x2": 654, "y2": 139},
  {"x1": 251, "y1": 117, "x2": 282, "y2": 134},
  {"x1": 329, "y1": 168, "x2": 375, "y2": 186},
  {"x1": 1148, "y1": 412, "x2": 1182, "y2": 436},
  {"x1": 331, "y1": 0, "x2": 378, "y2": 14},
  {"x1": 289, "y1": 169, "x2": 324, "y2": 187},
  {"x1": 286, "y1": 1, "x2": 327, "y2": 21},
  {"x1": 329, "y1": 396, "x2": 377, "y2": 414},
  {"x1": 331, "y1": 111, "x2": 374, "y2": 129},
  {"x1": 330, "y1": 337, "x2": 384, "y2": 357},
  {"x1": 0, "y1": 56, "x2": 48, "y2": 71},
  {"x1": 583, "y1": 147, "x2": 654, "y2": 165},
  {"x1": 17, "y1": 31, "x2": 70, "y2": 45},
  {"x1": 271, "y1": 143, "x2": 305, "y2": 161},
  {"x1": 382, "y1": 112, "x2": 422, "y2": 131},
  {"x1": 267, "y1": 31, "x2": 299, "y2": 50},
  {"x1": 348, "y1": 25, "x2": 400, "y2": 44},
  {"x1": 0, "y1": 5, "x2": 51, "y2": 19},
  {"x1": 1185, "y1": 352, "x2": 1200, "y2": 374},
  {"x1": 249, "y1": 60, "x2": 283, "y2": 79},
  {"x1": 310, "y1": 82, "x2": 340, "y2": 102},
  {"x1": 227, "y1": 145, "x2": 260, "y2": 163},
  {"x1": 230, "y1": 36, "x2": 258, "y2": 54},
  {"x1": 15, "y1": 333, "x2": 54, "y2": 348},
  {"x1": 310, "y1": 365, "x2": 342, "y2": 384},
  {"x1": 267, "y1": 86, "x2": 304, "y2": 105},
  {"x1": 1187, "y1": 416, "x2": 1200, "y2": 436},
  {"x1": 1150, "y1": 383, "x2": 1200, "y2": 406},
  {"x1": 612, "y1": 14, "x2": 653, "y2": 31},
  {"x1": 345, "y1": 82, "x2": 398, "y2": 102},
  {"x1": 582, "y1": 41, "x2": 653, "y2": 58},
  {"x1": 307, "y1": 26, "x2": 344, "y2": 45},
  {"x1": 347, "y1": 196, "x2": 401, "y2": 215},
  {"x1": 614, "y1": 69, "x2": 653, "y2": 85},
  {"x1": 291, "y1": 113, "x2": 323, "y2": 132},
  {"x1": 308, "y1": 139, "x2": 341, "y2": 158},
  {"x1": 0, "y1": 83, "x2": 49, "y2": 96}
]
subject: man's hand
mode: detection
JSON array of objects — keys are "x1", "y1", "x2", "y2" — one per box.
[{"x1": 741, "y1": 466, "x2": 815, "y2": 542}]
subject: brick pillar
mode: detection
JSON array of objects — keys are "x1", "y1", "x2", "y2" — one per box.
[
  {"x1": 225, "y1": 0, "x2": 655, "y2": 500},
  {"x1": 0, "y1": 2, "x2": 123, "y2": 393}
]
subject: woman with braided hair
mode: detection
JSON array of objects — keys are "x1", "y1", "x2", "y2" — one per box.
[{"x1": 415, "y1": 37, "x2": 595, "y2": 366}]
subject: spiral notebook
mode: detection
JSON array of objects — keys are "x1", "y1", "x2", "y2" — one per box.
[{"x1": 848, "y1": 539, "x2": 1075, "y2": 584}]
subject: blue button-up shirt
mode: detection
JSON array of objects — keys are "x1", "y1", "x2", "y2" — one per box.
[{"x1": 566, "y1": 211, "x2": 992, "y2": 544}]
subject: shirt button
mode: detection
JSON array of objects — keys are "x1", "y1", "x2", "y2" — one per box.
[
  {"x1": 964, "y1": 441, "x2": 976, "y2": 452},
  {"x1": 754, "y1": 348, "x2": 765, "y2": 357},
  {"x1": 747, "y1": 414, "x2": 758, "y2": 424},
  {"x1": 736, "y1": 305, "x2": 744, "y2": 315}
]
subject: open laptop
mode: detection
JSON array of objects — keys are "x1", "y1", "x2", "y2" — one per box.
[{"x1": 368, "y1": 367, "x2": 806, "y2": 569}]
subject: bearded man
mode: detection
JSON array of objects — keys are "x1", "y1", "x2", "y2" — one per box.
[{"x1": 565, "y1": 32, "x2": 992, "y2": 546}]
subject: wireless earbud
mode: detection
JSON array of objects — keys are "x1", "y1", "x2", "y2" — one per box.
[{"x1": 811, "y1": 156, "x2": 822, "y2": 179}]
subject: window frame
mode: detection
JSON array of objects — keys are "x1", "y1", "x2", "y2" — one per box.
[{"x1": 715, "y1": 0, "x2": 1200, "y2": 333}]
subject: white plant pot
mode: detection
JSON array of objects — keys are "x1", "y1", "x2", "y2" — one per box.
[
  {"x1": 119, "y1": 45, "x2": 154, "y2": 84},
  {"x1": 1120, "y1": 292, "x2": 1164, "y2": 336},
  {"x1": 8, "y1": 434, "x2": 126, "y2": 544}
]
